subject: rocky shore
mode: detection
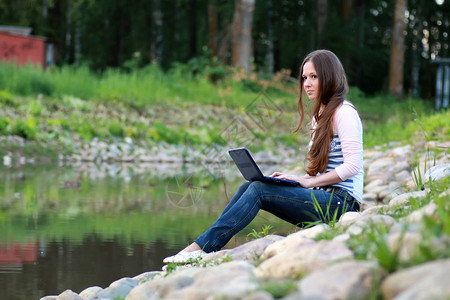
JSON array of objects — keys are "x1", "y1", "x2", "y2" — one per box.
[{"x1": 40, "y1": 140, "x2": 450, "y2": 300}]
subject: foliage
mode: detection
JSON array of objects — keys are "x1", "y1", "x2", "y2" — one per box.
[
  {"x1": 305, "y1": 191, "x2": 348, "y2": 229},
  {"x1": 0, "y1": 62, "x2": 446, "y2": 154},
  {"x1": 259, "y1": 278, "x2": 298, "y2": 298},
  {"x1": 347, "y1": 179, "x2": 450, "y2": 273},
  {"x1": 247, "y1": 224, "x2": 274, "y2": 240},
  {"x1": 0, "y1": 0, "x2": 448, "y2": 98}
]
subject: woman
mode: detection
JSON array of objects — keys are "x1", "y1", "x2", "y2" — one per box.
[{"x1": 163, "y1": 49, "x2": 363, "y2": 264}]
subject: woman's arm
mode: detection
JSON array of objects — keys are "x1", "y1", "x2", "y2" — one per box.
[
  {"x1": 270, "y1": 170, "x2": 341, "y2": 188},
  {"x1": 271, "y1": 103, "x2": 363, "y2": 188}
]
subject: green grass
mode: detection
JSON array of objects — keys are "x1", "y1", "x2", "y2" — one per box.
[
  {"x1": 0, "y1": 62, "x2": 292, "y2": 107},
  {"x1": 346, "y1": 178, "x2": 449, "y2": 274},
  {"x1": 0, "y1": 61, "x2": 446, "y2": 152}
]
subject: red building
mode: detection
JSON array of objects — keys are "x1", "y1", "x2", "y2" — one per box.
[{"x1": 0, "y1": 26, "x2": 51, "y2": 68}]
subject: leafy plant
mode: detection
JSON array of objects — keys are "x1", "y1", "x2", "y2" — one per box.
[
  {"x1": 306, "y1": 191, "x2": 349, "y2": 229},
  {"x1": 0, "y1": 89, "x2": 17, "y2": 107},
  {"x1": 412, "y1": 148, "x2": 436, "y2": 191},
  {"x1": 260, "y1": 278, "x2": 298, "y2": 298},
  {"x1": 11, "y1": 117, "x2": 37, "y2": 139},
  {"x1": 247, "y1": 224, "x2": 274, "y2": 239},
  {"x1": 347, "y1": 223, "x2": 400, "y2": 273},
  {"x1": 0, "y1": 117, "x2": 9, "y2": 135}
]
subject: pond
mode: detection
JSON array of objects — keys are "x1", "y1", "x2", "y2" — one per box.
[{"x1": 0, "y1": 161, "x2": 298, "y2": 299}]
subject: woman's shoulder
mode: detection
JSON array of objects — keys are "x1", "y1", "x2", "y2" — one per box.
[
  {"x1": 336, "y1": 100, "x2": 358, "y2": 114},
  {"x1": 334, "y1": 100, "x2": 361, "y2": 124}
]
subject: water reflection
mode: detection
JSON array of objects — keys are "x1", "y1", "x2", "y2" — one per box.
[{"x1": 0, "y1": 162, "x2": 297, "y2": 299}]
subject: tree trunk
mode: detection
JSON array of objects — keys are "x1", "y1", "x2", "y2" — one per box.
[
  {"x1": 208, "y1": 0, "x2": 218, "y2": 58},
  {"x1": 389, "y1": 0, "x2": 407, "y2": 101},
  {"x1": 218, "y1": 23, "x2": 231, "y2": 65},
  {"x1": 188, "y1": 0, "x2": 197, "y2": 59},
  {"x1": 231, "y1": 0, "x2": 255, "y2": 73},
  {"x1": 340, "y1": 0, "x2": 352, "y2": 19},
  {"x1": 409, "y1": 5, "x2": 422, "y2": 98},
  {"x1": 65, "y1": 2, "x2": 72, "y2": 62},
  {"x1": 265, "y1": 0, "x2": 274, "y2": 75},
  {"x1": 317, "y1": 0, "x2": 327, "y2": 48},
  {"x1": 151, "y1": 0, "x2": 163, "y2": 66}
]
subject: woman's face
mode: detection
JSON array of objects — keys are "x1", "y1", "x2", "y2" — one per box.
[{"x1": 302, "y1": 61, "x2": 319, "y2": 101}]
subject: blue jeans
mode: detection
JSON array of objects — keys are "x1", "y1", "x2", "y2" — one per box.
[{"x1": 195, "y1": 181, "x2": 357, "y2": 253}]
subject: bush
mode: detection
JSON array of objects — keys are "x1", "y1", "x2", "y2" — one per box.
[
  {"x1": 11, "y1": 118, "x2": 37, "y2": 139},
  {"x1": 0, "y1": 117, "x2": 9, "y2": 135},
  {"x1": 108, "y1": 122, "x2": 125, "y2": 138},
  {"x1": 0, "y1": 89, "x2": 17, "y2": 107}
]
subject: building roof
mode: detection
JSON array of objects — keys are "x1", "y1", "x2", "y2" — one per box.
[{"x1": 0, "y1": 26, "x2": 32, "y2": 36}]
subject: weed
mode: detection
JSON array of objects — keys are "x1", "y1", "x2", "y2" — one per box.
[
  {"x1": 347, "y1": 223, "x2": 400, "y2": 273},
  {"x1": 247, "y1": 224, "x2": 274, "y2": 240},
  {"x1": 305, "y1": 190, "x2": 349, "y2": 229},
  {"x1": 260, "y1": 278, "x2": 298, "y2": 298},
  {"x1": 412, "y1": 147, "x2": 436, "y2": 191}
]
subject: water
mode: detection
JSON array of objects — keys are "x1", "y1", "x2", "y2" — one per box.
[{"x1": 0, "y1": 162, "x2": 296, "y2": 299}]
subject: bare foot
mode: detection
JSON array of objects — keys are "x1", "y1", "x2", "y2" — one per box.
[{"x1": 180, "y1": 242, "x2": 201, "y2": 253}]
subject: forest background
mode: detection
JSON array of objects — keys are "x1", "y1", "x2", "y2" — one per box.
[
  {"x1": 0, "y1": 0, "x2": 449, "y2": 156},
  {"x1": 1, "y1": 0, "x2": 449, "y2": 98}
]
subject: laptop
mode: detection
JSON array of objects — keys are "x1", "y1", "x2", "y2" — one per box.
[{"x1": 228, "y1": 147, "x2": 299, "y2": 187}]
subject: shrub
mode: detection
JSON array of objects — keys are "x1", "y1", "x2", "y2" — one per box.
[
  {"x1": 0, "y1": 117, "x2": 9, "y2": 135},
  {"x1": 11, "y1": 117, "x2": 37, "y2": 139}
]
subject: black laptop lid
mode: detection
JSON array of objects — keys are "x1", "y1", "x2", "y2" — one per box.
[{"x1": 228, "y1": 147, "x2": 265, "y2": 182}]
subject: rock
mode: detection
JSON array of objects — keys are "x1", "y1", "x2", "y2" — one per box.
[
  {"x1": 254, "y1": 240, "x2": 354, "y2": 279},
  {"x1": 294, "y1": 223, "x2": 330, "y2": 239},
  {"x1": 395, "y1": 170, "x2": 412, "y2": 183},
  {"x1": 367, "y1": 157, "x2": 396, "y2": 177},
  {"x1": 133, "y1": 271, "x2": 162, "y2": 284},
  {"x1": 359, "y1": 201, "x2": 378, "y2": 211},
  {"x1": 388, "y1": 145, "x2": 413, "y2": 158},
  {"x1": 338, "y1": 211, "x2": 361, "y2": 227},
  {"x1": 390, "y1": 161, "x2": 411, "y2": 174},
  {"x1": 345, "y1": 214, "x2": 396, "y2": 236},
  {"x1": 367, "y1": 184, "x2": 390, "y2": 196},
  {"x1": 332, "y1": 233, "x2": 350, "y2": 243},
  {"x1": 204, "y1": 235, "x2": 284, "y2": 262},
  {"x1": 78, "y1": 286, "x2": 102, "y2": 299},
  {"x1": 164, "y1": 261, "x2": 258, "y2": 300},
  {"x1": 294, "y1": 260, "x2": 384, "y2": 300},
  {"x1": 56, "y1": 290, "x2": 82, "y2": 300},
  {"x1": 362, "y1": 193, "x2": 378, "y2": 202},
  {"x1": 361, "y1": 205, "x2": 386, "y2": 216},
  {"x1": 388, "y1": 190, "x2": 428, "y2": 207},
  {"x1": 424, "y1": 163, "x2": 450, "y2": 183},
  {"x1": 387, "y1": 231, "x2": 422, "y2": 263},
  {"x1": 381, "y1": 259, "x2": 450, "y2": 300},
  {"x1": 40, "y1": 297, "x2": 57, "y2": 300},
  {"x1": 364, "y1": 179, "x2": 386, "y2": 192},
  {"x1": 242, "y1": 290, "x2": 274, "y2": 300},
  {"x1": 260, "y1": 235, "x2": 315, "y2": 260},
  {"x1": 404, "y1": 202, "x2": 438, "y2": 223},
  {"x1": 97, "y1": 277, "x2": 138, "y2": 299},
  {"x1": 126, "y1": 274, "x2": 195, "y2": 300}
]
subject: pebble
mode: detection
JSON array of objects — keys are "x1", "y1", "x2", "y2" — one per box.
[{"x1": 294, "y1": 260, "x2": 385, "y2": 300}]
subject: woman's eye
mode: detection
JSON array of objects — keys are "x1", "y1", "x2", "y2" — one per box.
[
  {"x1": 312, "y1": 75, "x2": 317, "y2": 79},
  {"x1": 302, "y1": 76, "x2": 307, "y2": 80}
]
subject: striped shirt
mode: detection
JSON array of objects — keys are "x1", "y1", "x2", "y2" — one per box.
[{"x1": 309, "y1": 101, "x2": 364, "y2": 203}]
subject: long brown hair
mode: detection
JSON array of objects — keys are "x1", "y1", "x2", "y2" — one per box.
[{"x1": 294, "y1": 50, "x2": 349, "y2": 176}]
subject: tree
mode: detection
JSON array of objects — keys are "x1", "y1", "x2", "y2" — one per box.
[
  {"x1": 317, "y1": 0, "x2": 327, "y2": 48},
  {"x1": 208, "y1": 0, "x2": 218, "y2": 59},
  {"x1": 231, "y1": 0, "x2": 255, "y2": 73},
  {"x1": 389, "y1": 0, "x2": 407, "y2": 100}
]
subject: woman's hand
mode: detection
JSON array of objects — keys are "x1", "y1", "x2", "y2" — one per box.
[
  {"x1": 269, "y1": 172, "x2": 315, "y2": 188},
  {"x1": 275, "y1": 170, "x2": 342, "y2": 189}
]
